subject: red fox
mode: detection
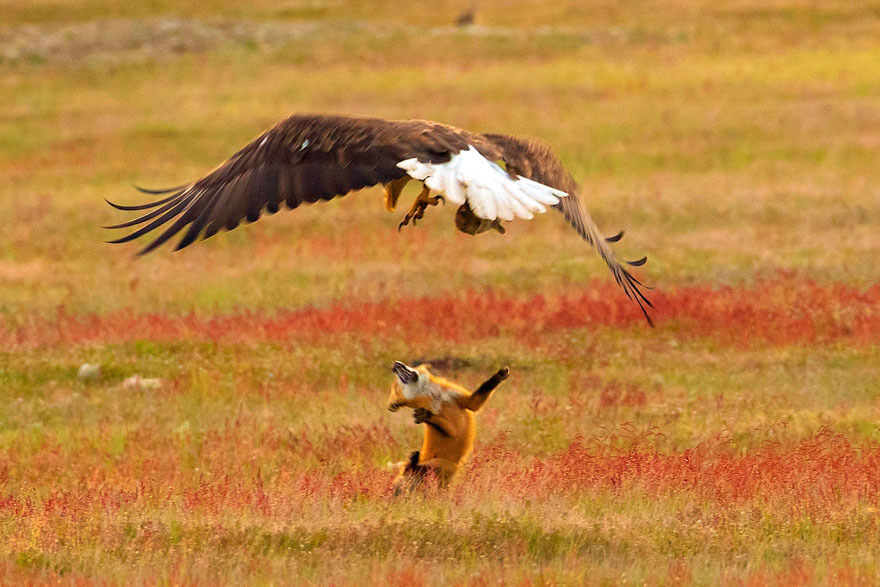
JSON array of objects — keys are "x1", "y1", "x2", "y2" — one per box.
[{"x1": 387, "y1": 361, "x2": 509, "y2": 492}]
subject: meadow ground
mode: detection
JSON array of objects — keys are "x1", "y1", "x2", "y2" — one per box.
[{"x1": 2, "y1": 0, "x2": 880, "y2": 583}]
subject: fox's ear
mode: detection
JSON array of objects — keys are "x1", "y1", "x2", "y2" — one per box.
[{"x1": 392, "y1": 361, "x2": 419, "y2": 385}]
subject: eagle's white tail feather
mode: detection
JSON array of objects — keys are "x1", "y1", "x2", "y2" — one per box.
[
  {"x1": 517, "y1": 175, "x2": 566, "y2": 205},
  {"x1": 443, "y1": 170, "x2": 466, "y2": 206},
  {"x1": 397, "y1": 145, "x2": 568, "y2": 222},
  {"x1": 500, "y1": 182, "x2": 534, "y2": 220},
  {"x1": 504, "y1": 179, "x2": 548, "y2": 218},
  {"x1": 474, "y1": 183, "x2": 500, "y2": 220}
]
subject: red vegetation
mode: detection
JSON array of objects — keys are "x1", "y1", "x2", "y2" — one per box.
[
  {"x1": 598, "y1": 380, "x2": 648, "y2": 408},
  {"x1": 3, "y1": 275, "x2": 879, "y2": 349},
  {"x1": 2, "y1": 421, "x2": 878, "y2": 583},
  {"x1": 465, "y1": 427, "x2": 880, "y2": 518},
  {"x1": 2, "y1": 425, "x2": 879, "y2": 519}
]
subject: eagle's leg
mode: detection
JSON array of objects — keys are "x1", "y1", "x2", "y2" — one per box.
[
  {"x1": 383, "y1": 176, "x2": 411, "y2": 212},
  {"x1": 398, "y1": 185, "x2": 445, "y2": 230}
]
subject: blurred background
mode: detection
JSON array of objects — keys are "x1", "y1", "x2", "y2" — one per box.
[
  {"x1": 2, "y1": 2, "x2": 880, "y2": 582},
  {"x1": 3, "y1": 0, "x2": 879, "y2": 319}
]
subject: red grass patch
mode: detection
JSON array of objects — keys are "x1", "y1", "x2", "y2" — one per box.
[
  {"x1": 464, "y1": 427, "x2": 880, "y2": 518},
  {"x1": 598, "y1": 380, "x2": 648, "y2": 408},
  {"x1": 3, "y1": 275, "x2": 880, "y2": 348},
  {"x1": 2, "y1": 427, "x2": 879, "y2": 520}
]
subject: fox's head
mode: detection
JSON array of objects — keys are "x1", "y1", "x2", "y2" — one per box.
[{"x1": 387, "y1": 361, "x2": 433, "y2": 412}]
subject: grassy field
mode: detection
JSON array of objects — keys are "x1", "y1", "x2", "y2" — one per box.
[{"x1": 2, "y1": 0, "x2": 880, "y2": 583}]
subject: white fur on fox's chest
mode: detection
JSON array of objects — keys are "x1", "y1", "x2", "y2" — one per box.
[{"x1": 402, "y1": 374, "x2": 461, "y2": 413}]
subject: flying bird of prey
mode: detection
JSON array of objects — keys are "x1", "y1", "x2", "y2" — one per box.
[{"x1": 106, "y1": 113, "x2": 653, "y2": 323}]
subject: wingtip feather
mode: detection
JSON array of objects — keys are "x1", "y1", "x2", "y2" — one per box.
[
  {"x1": 105, "y1": 232, "x2": 140, "y2": 245},
  {"x1": 105, "y1": 193, "x2": 181, "y2": 211},
  {"x1": 627, "y1": 256, "x2": 648, "y2": 267},
  {"x1": 133, "y1": 183, "x2": 188, "y2": 195}
]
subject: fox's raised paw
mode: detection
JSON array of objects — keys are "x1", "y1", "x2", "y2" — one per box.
[
  {"x1": 413, "y1": 407, "x2": 431, "y2": 424},
  {"x1": 496, "y1": 366, "x2": 510, "y2": 380}
]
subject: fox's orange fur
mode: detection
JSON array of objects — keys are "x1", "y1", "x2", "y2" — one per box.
[{"x1": 387, "y1": 361, "x2": 509, "y2": 492}]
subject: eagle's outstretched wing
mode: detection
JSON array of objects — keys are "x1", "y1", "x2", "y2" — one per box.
[
  {"x1": 106, "y1": 114, "x2": 474, "y2": 254},
  {"x1": 107, "y1": 115, "x2": 652, "y2": 323},
  {"x1": 482, "y1": 133, "x2": 653, "y2": 325}
]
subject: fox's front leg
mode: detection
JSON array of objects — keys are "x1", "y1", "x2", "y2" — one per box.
[
  {"x1": 413, "y1": 407, "x2": 455, "y2": 437},
  {"x1": 466, "y1": 366, "x2": 510, "y2": 412}
]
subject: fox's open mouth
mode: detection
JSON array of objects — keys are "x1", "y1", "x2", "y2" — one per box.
[{"x1": 392, "y1": 361, "x2": 418, "y2": 384}]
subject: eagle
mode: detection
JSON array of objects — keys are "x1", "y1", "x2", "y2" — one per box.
[{"x1": 106, "y1": 113, "x2": 653, "y2": 323}]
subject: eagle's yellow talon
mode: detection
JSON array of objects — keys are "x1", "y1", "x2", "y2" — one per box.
[{"x1": 398, "y1": 185, "x2": 440, "y2": 230}]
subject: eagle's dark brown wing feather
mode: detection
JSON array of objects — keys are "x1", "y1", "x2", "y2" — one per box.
[
  {"x1": 107, "y1": 114, "x2": 471, "y2": 254},
  {"x1": 108, "y1": 115, "x2": 652, "y2": 324},
  {"x1": 482, "y1": 133, "x2": 653, "y2": 325}
]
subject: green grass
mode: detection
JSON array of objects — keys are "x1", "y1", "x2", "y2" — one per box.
[
  {"x1": 3, "y1": 42, "x2": 880, "y2": 315},
  {"x1": 2, "y1": 1, "x2": 880, "y2": 583}
]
